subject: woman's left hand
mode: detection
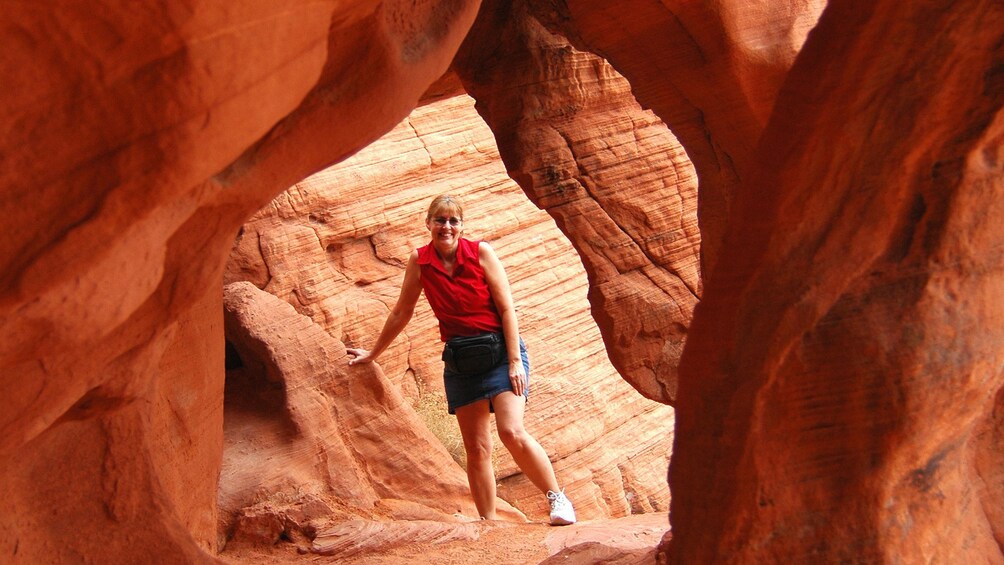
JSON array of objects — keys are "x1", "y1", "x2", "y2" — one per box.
[
  {"x1": 509, "y1": 362, "x2": 527, "y2": 397},
  {"x1": 346, "y1": 347, "x2": 374, "y2": 365}
]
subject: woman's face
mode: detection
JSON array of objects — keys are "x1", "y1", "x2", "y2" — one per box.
[{"x1": 427, "y1": 206, "x2": 463, "y2": 247}]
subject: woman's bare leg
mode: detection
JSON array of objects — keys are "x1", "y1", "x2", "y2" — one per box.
[
  {"x1": 492, "y1": 391, "x2": 561, "y2": 494},
  {"x1": 455, "y1": 399, "x2": 497, "y2": 519}
]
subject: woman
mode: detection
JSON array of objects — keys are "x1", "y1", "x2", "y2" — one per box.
[{"x1": 347, "y1": 194, "x2": 576, "y2": 525}]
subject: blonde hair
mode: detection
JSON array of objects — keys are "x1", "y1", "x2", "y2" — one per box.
[{"x1": 426, "y1": 194, "x2": 464, "y2": 223}]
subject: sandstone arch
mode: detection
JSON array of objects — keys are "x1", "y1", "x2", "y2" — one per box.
[{"x1": 0, "y1": 1, "x2": 1001, "y2": 563}]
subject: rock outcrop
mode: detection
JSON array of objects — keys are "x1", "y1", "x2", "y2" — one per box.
[
  {"x1": 525, "y1": 0, "x2": 827, "y2": 274},
  {"x1": 219, "y1": 511, "x2": 669, "y2": 564},
  {"x1": 669, "y1": 2, "x2": 1004, "y2": 562},
  {"x1": 0, "y1": 2, "x2": 482, "y2": 562},
  {"x1": 222, "y1": 91, "x2": 674, "y2": 535},
  {"x1": 453, "y1": 1, "x2": 702, "y2": 404},
  {"x1": 221, "y1": 280, "x2": 524, "y2": 547},
  {"x1": 1, "y1": 0, "x2": 1001, "y2": 563}
]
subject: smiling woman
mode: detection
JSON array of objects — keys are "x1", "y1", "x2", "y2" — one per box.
[
  {"x1": 347, "y1": 193, "x2": 577, "y2": 525},
  {"x1": 219, "y1": 88, "x2": 676, "y2": 556}
]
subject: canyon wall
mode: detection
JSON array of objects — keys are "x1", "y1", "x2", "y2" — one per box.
[
  {"x1": 453, "y1": 3, "x2": 702, "y2": 404},
  {"x1": 456, "y1": 1, "x2": 1004, "y2": 560},
  {"x1": 1, "y1": 0, "x2": 1002, "y2": 563},
  {"x1": 0, "y1": 2, "x2": 483, "y2": 562},
  {"x1": 668, "y1": 2, "x2": 1004, "y2": 561}
]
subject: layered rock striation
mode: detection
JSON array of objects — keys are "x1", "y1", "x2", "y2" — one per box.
[
  {"x1": 453, "y1": 2, "x2": 702, "y2": 404},
  {"x1": 221, "y1": 279, "x2": 526, "y2": 552},
  {"x1": 1, "y1": 0, "x2": 1001, "y2": 563},
  {"x1": 0, "y1": 2, "x2": 483, "y2": 562},
  {"x1": 669, "y1": 2, "x2": 1004, "y2": 561}
]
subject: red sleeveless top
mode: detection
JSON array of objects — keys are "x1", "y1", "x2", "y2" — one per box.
[{"x1": 417, "y1": 237, "x2": 503, "y2": 341}]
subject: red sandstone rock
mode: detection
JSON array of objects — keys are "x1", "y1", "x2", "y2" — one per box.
[
  {"x1": 221, "y1": 280, "x2": 524, "y2": 540},
  {"x1": 310, "y1": 519, "x2": 483, "y2": 558},
  {"x1": 541, "y1": 512, "x2": 666, "y2": 564},
  {"x1": 669, "y1": 1, "x2": 1004, "y2": 563},
  {"x1": 220, "y1": 513, "x2": 669, "y2": 565},
  {"x1": 2, "y1": 0, "x2": 1001, "y2": 563},
  {"x1": 524, "y1": 0, "x2": 827, "y2": 273},
  {"x1": 453, "y1": 2, "x2": 702, "y2": 404},
  {"x1": 0, "y1": 2, "x2": 481, "y2": 562}
]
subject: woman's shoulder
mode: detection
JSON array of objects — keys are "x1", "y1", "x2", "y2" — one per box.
[
  {"x1": 415, "y1": 242, "x2": 434, "y2": 264},
  {"x1": 460, "y1": 237, "x2": 492, "y2": 248},
  {"x1": 460, "y1": 238, "x2": 495, "y2": 260},
  {"x1": 457, "y1": 237, "x2": 483, "y2": 256},
  {"x1": 474, "y1": 240, "x2": 501, "y2": 266}
]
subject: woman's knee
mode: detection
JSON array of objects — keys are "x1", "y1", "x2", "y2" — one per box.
[
  {"x1": 497, "y1": 424, "x2": 529, "y2": 449},
  {"x1": 464, "y1": 437, "x2": 493, "y2": 464}
]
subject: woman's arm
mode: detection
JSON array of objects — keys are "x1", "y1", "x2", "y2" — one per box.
[
  {"x1": 479, "y1": 241, "x2": 526, "y2": 396},
  {"x1": 347, "y1": 250, "x2": 423, "y2": 365}
]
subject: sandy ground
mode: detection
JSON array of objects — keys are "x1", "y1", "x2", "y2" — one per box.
[{"x1": 218, "y1": 513, "x2": 669, "y2": 564}]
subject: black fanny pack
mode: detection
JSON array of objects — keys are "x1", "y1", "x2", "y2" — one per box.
[{"x1": 442, "y1": 332, "x2": 505, "y2": 375}]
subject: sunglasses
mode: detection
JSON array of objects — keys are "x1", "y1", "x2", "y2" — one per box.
[{"x1": 432, "y1": 216, "x2": 462, "y2": 227}]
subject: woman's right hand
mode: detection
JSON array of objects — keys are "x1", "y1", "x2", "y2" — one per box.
[{"x1": 346, "y1": 348, "x2": 374, "y2": 365}]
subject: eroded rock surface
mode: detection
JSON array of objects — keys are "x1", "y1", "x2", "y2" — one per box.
[
  {"x1": 2, "y1": 0, "x2": 1002, "y2": 564},
  {"x1": 221, "y1": 280, "x2": 522, "y2": 547},
  {"x1": 0, "y1": 2, "x2": 481, "y2": 562},
  {"x1": 523, "y1": 0, "x2": 826, "y2": 274},
  {"x1": 220, "y1": 512, "x2": 669, "y2": 565},
  {"x1": 453, "y1": 2, "x2": 702, "y2": 404},
  {"x1": 669, "y1": 2, "x2": 1004, "y2": 563}
]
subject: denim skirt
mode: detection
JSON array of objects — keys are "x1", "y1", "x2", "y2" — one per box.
[{"x1": 444, "y1": 337, "x2": 529, "y2": 414}]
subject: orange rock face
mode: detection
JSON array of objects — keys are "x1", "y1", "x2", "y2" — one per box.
[
  {"x1": 669, "y1": 2, "x2": 1004, "y2": 562},
  {"x1": 524, "y1": 0, "x2": 825, "y2": 273},
  {"x1": 2, "y1": 0, "x2": 1003, "y2": 563},
  {"x1": 0, "y1": 2, "x2": 482, "y2": 562},
  {"x1": 221, "y1": 280, "x2": 525, "y2": 544},
  {"x1": 453, "y1": 2, "x2": 702, "y2": 404}
]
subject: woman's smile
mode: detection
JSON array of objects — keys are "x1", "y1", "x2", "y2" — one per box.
[{"x1": 430, "y1": 216, "x2": 462, "y2": 246}]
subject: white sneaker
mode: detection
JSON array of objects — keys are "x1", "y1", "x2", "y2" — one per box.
[{"x1": 547, "y1": 489, "x2": 576, "y2": 526}]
